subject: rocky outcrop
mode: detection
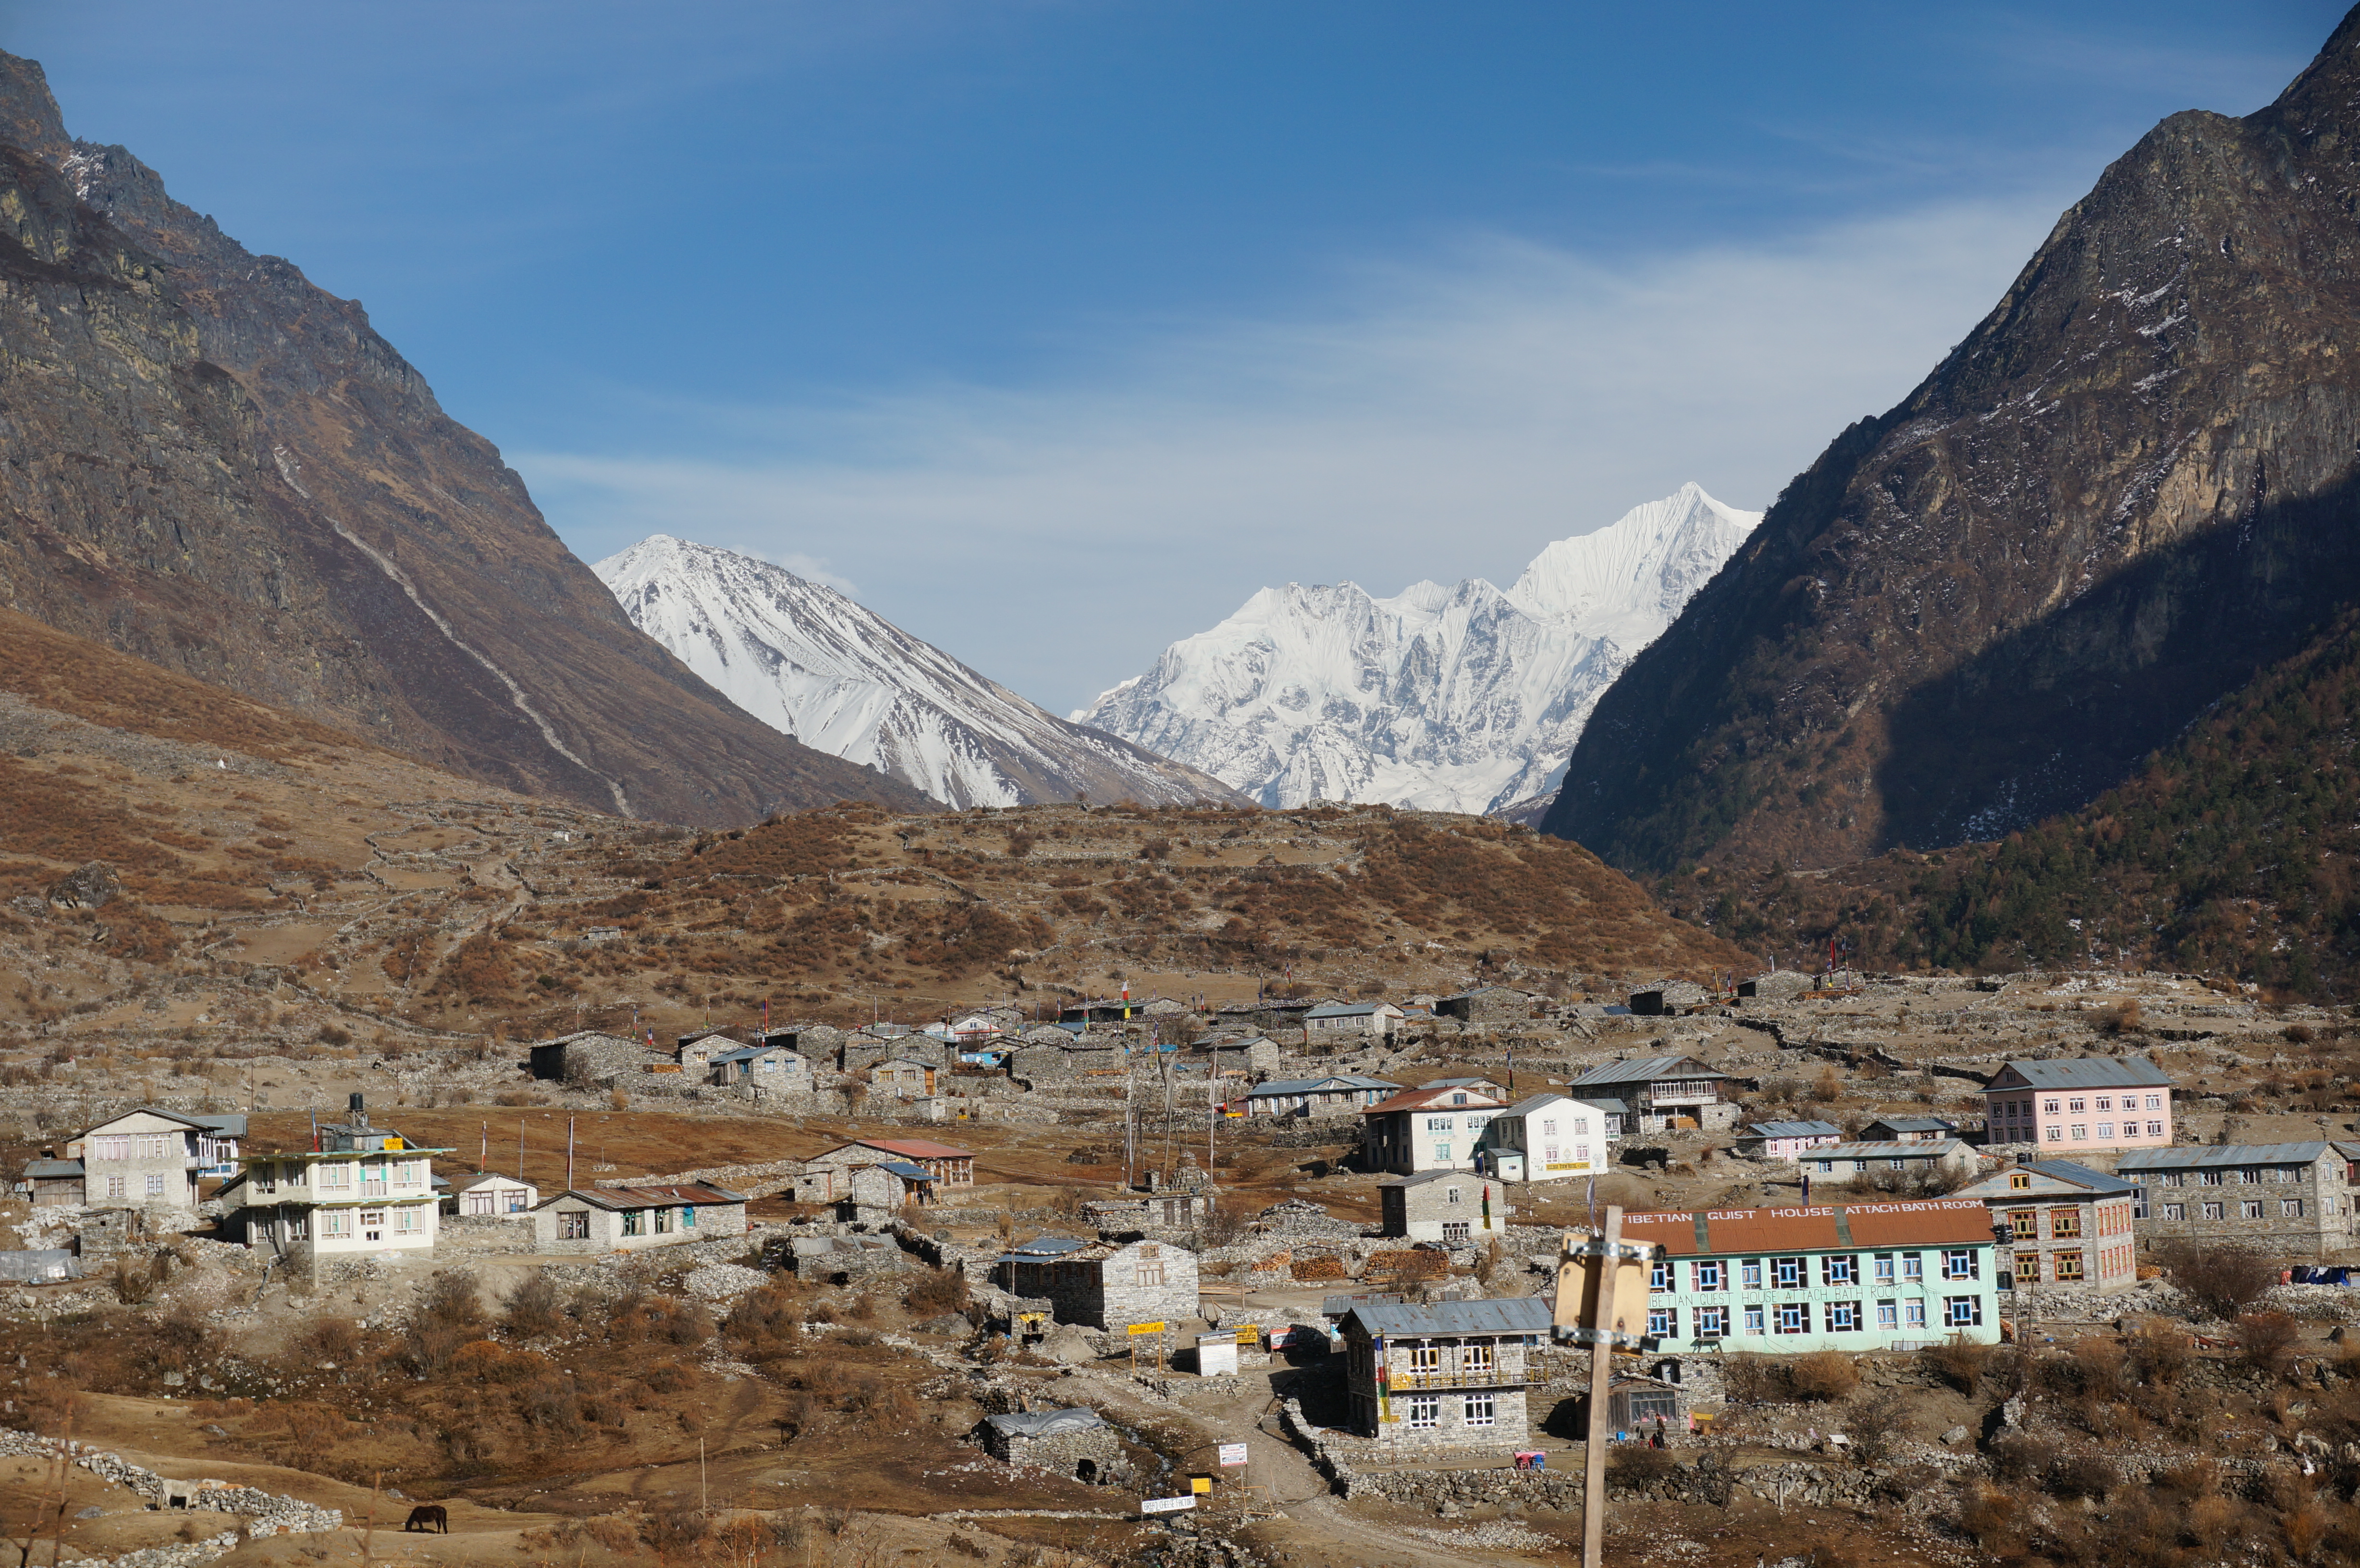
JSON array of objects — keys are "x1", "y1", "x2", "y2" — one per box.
[
  {"x1": 1548, "y1": 8, "x2": 2360, "y2": 873},
  {"x1": 0, "y1": 52, "x2": 926, "y2": 825}
]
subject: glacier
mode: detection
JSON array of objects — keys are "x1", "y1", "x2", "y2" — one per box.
[
  {"x1": 1073, "y1": 483, "x2": 1759, "y2": 815},
  {"x1": 593, "y1": 536, "x2": 1238, "y2": 810}
]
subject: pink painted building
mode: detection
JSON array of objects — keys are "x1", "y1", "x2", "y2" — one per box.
[{"x1": 1981, "y1": 1057, "x2": 2174, "y2": 1152}]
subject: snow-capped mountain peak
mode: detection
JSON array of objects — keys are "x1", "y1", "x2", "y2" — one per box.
[
  {"x1": 594, "y1": 536, "x2": 1237, "y2": 809},
  {"x1": 1074, "y1": 485, "x2": 1759, "y2": 815}
]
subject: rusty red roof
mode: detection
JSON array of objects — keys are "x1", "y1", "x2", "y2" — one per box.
[{"x1": 1619, "y1": 1197, "x2": 1995, "y2": 1256}]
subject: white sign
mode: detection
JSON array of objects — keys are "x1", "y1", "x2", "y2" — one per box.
[
  {"x1": 1217, "y1": 1443, "x2": 1249, "y2": 1468},
  {"x1": 1140, "y1": 1496, "x2": 1198, "y2": 1514}
]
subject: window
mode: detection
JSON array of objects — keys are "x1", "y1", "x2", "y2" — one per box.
[
  {"x1": 559, "y1": 1211, "x2": 590, "y2": 1240},
  {"x1": 2068, "y1": 1099, "x2": 2086, "y2": 1114},
  {"x1": 2202, "y1": 1202, "x2": 2225, "y2": 1221},
  {"x1": 322, "y1": 1210, "x2": 350, "y2": 1237},
  {"x1": 2160, "y1": 1171, "x2": 2183, "y2": 1187},
  {"x1": 1817, "y1": 1159, "x2": 1834, "y2": 1174},
  {"x1": 506, "y1": 1191, "x2": 528, "y2": 1214},
  {"x1": 2096, "y1": 1123, "x2": 2114, "y2": 1140},
  {"x1": 2095, "y1": 1097, "x2": 2112, "y2": 1112},
  {"x1": 144, "y1": 1173, "x2": 165, "y2": 1196},
  {"x1": 1434, "y1": 1144, "x2": 1453, "y2": 1162},
  {"x1": 1428, "y1": 1117, "x2": 1454, "y2": 1132},
  {"x1": 1905, "y1": 1299, "x2": 1926, "y2": 1328},
  {"x1": 2069, "y1": 1125, "x2": 2088, "y2": 1141},
  {"x1": 1647, "y1": 1308, "x2": 1677, "y2": 1338},
  {"x1": 1773, "y1": 1257, "x2": 1805, "y2": 1288},
  {"x1": 1697, "y1": 1306, "x2": 1728, "y2": 1338},
  {"x1": 622, "y1": 1209, "x2": 645, "y2": 1236},
  {"x1": 1743, "y1": 1305, "x2": 1765, "y2": 1335},
  {"x1": 2147, "y1": 1121, "x2": 2165, "y2": 1137},
  {"x1": 106, "y1": 1176, "x2": 126, "y2": 1200},
  {"x1": 467, "y1": 1192, "x2": 494, "y2": 1215},
  {"x1": 2050, "y1": 1210, "x2": 2080, "y2": 1238},
  {"x1": 286, "y1": 1212, "x2": 309, "y2": 1241},
  {"x1": 2163, "y1": 1203, "x2": 2188, "y2": 1221},
  {"x1": 2008, "y1": 1211, "x2": 2038, "y2": 1238},
  {"x1": 2284, "y1": 1200, "x2": 2306, "y2": 1218},
  {"x1": 1903, "y1": 1253, "x2": 1924, "y2": 1281},
  {"x1": 1445, "y1": 1186, "x2": 1463, "y2": 1205},
  {"x1": 1741, "y1": 1260, "x2": 1763, "y2": 1289},
  {"x1": 2045, "y1": 1128, "x2": 2063, "y2": 1142},
  {"x1": 93, "y1": 1136, "x2": 130, "y2": 1161},
  {"x1": 1650, "y1": 1259, "x2": 1671, "y2": 1289},
  {"x1": 2146, "y1": 1095, "x2": 2162, "y2": 1110},
  {"x1": 1694, "y1": 1260, "x2": 1724, "y2": 1292},
  {"x1": 1876, "y1": 1300, "x2": 1898, "y2": 1330},
  {"x1": 1823, "y1": 1255, "x2": 1858, "y2": 1286},
  {"x1": 1873, "y1": 1254, "x2": 1895, "y2": 1283},
  {"x1": 2240, "y1": 1200, "x2": 2264, "y2": 1221},
  {"x1": 2054, "y1": 1250, "x2": 2084, "y2": 1282},
  {"x1": 654, "y1": 1208, "x2": 674, "y2": 1234},
  {"x1": 1406, "y1": 1396, "x2": 1439, "y2": 1429},
  {"x1": 320, "y1": 1163, "x2": 350, "y2": 1189},
  {"x1": 2043, "y1": 1101, "x2": 2060, "y2": 1115},
  {"x1": 2239, "y1": 1169, "x2": 2261, "y2": 1185},
  {"x1": 1441, "y1": 1222, "x2": 1470, "y2": 1245},
  {"x1": 1409, "y1": 1344, "x2": 1440, "y2": 1373},
  {"x1": 1827, "y1": 1301, "x2": 1861, "y2": 1332},
  {"x1": 1942, "y1": 1249, "x2": 1979, "y2": 1280},
  {"x1": 1542, "y1": 1119, "x2": 1557, "y2": 1137},
  {"x1": 1463, "y1": 1394, "x2": 1495, "y2": 1427},
  {"x1": 2014, "y1": 1252, "x2": 2039, "y2": 1283},
  {"x1": 2008, "y1": 1173, "x2": 2031, "y2": 1190},
  {"x1": 1944, "y1": 1297, "x2": 1984, "y2": 1328},
  {"x1": 360, "y1": 1210, "x2": 385, "y2": 1241},
  {"x1": 397, "y1": 1208, "x2": 420, "y2": 1233},
  {"x1": 2200, "y1": 1170, "x2": 2224, "y2": 1186},
  {"x1": 1775, "y1": 1302, "x2": 1809, "y2": 1335}
]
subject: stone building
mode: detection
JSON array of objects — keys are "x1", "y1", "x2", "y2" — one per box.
[
  {"x1": 1565, "y1": 1054, "x2": 1740, "y2": 1134},
  {"x1": 2117, "y1": 1142, "x2": 2360, "y2": 1256},
  {"x1": 673, "y1": 1031, "x2": 744, "y2": 1077},
  {"x1": 1082, "y1": 1190, "x2": 1209, "y2": 1234},
  {"x1": 1860, "y1": 1115, "x2": 1961, "y2": 1144},
  {"x1": 1951, "y1": 1161, "x2": 2140, "y2": 1293},
  {"x1": 1338, "y1": 1296, "x2": 1550, "y2": 1446},
  {"x1": 1377, "y1": 1170, "x2": 1512, "y2": 1242},
  {"x1": 1433, "y1": 987, "x2": 1532, "y2": 1025},
  {"x1": 807, "y1": 1137, "x2": 975, "y2": 1186},
  {"x1": 221, "y1": 1100, "x2": 451, "y2": 1263},
  {"x1": 528, "y1": 1030, "x2": 669, "y2": 1085},
  {"x1": 872, "y1": 1058, "x2": 938, "y2": 1097},
  {"x1": 709, "y1": 1044, "x2": 812, "y2": 1092},
  {"x1": 531, "y1": 1181, "x2": 749, "y2": 1253},
  {"x1": 1239, "y1": 1074, "x2": 1400, "y2": 1119},
  {"x1": 974, "y1": 1408, "x2": 1131, "y2": 1484},
  {"x1": 756, "y1": 1021, "x2": 846, "y2": 1062},
  {"x1": 1799, "y1": 1139, "x2": 1978, "y2": 1187},
  {"x1": 990, "y1": 1235, "x2": 1199, "y2": 1329},
  {"x1": 63, "y1": 1108, "x2": 243, "y2": 1216},
  {"x1": 1303, "y1": 1002, "x2": 1405, "y2": 1041},
  {"x1": 837, "y1": 1160, "x2": 936, "y2": 1220},
  {"x1": 1627, "y1": 980, "x2": 1709, "y2": 1016}
]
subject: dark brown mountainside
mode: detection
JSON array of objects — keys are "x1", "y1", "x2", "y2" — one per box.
[
  {"x1": 1548, "y1": 8, "x2": 2360, "y2": 876},
  {"x1": 0, "y1": 52, "x2": 925, "y2": 825}
]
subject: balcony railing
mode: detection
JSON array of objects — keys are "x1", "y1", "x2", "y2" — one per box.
[{"x1": 1387, "y1": 1367, "x2": 1528, "y2": 1392}]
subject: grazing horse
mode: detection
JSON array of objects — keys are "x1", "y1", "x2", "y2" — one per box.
[{"x1": 403, "y1": 1505, "x2": 449, "y2": 1534}]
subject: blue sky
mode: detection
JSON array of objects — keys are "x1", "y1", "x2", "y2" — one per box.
[{"x1": 4, "y1": 2, "x2": 2338, "y2": 713}]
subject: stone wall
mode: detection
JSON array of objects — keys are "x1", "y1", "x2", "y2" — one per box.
[{"x1": 0, "y1": 1430, "x2": 342, "y2": 1544}]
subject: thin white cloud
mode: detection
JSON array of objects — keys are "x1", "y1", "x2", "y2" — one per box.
[{"x1": 517, "y1": 190, "x2": 2071, "y2": 715}]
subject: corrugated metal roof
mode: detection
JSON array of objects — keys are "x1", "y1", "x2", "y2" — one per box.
[
  {"x1": 1568, "y1": 1055, "x2": 1717, "y2": 1087},
  {"x1": 1379, "y1": 1170, "x2": 1488, "y2": 1189},
  {"x1": 23, "y1": 1160, "x2": 82, "y2": 1178},
  {"x1": 2117, "y1": 1142, "x2": 2331, "y2": 1170},
  {"x1": 563, "y1": 1182, "x2": 748, "y2": 1210},
  {"x1": 1954, "y1": 1161, "x2": 2136, "y2": 1198},
  {"x1": 1339, "y1": 1297, "x2": 1553, "y2": 1337},
  {"x1": 986, "y1": 1408, "x2": 1105, "y2": 1437},
  {"x1": 1745, "y1": 1120, "x2": 1844, "y2": 1139},
  {"x1": 1497, "y1": 1092, "x2": 1588, "y2": 1119},
  {"x1": 1806, "y1": 1139, "x2": 1969, "y2": 1159},
  {"x1": 1363, "y1": 1086, "x2": 1507, "y2": 1115},
  {"x1": 1866, "y1": 1115, "x2": 1957, "y2": 1133},
  {"x1": 2023, "y1": 1160, "x2": 2138, "y2": 1193},
  {"x1": 1322, "y1": 1292, "x2": 1405, "y2": 1316},
  {"x1": 874, "y1": 1161, "x2": 935, "y2": 1181},
  {"x1": 1988, "y1": 1057, "x2": 2173, "y2": 1091},
  {"x1": 1248, "y1": 1076, "x2": 1399, "y2": 1097},
  {"x1": 1306, "y1": 1002, "x2": 1394, "y2": 1018},
  {"x1": 190, "y1": 1114, "x2": 247, "y2": 1136},
  {"x1": 1621, "y1": 1198, "x2": 1996, "y2": 1257}
]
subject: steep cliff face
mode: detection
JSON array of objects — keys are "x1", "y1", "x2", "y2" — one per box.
[
  {"x1": 0, "y1": 52, "x2": 924, "y2": 824},
  {"x1": 1547, "y1": 8, "x2": 2360, "y2": 873}
]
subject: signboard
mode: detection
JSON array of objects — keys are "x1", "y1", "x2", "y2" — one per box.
[
  {"x1": 1233, "y1": 1326, "x2": 1261, "y2": 1346},
  {"x1": 1140, "y1": 1496, "x2": 1197, "y2": 1515},
  {"x1": 1217, "y1": 1443, "x2": 1249, "y2": 1468},
  {"x1": 1555, "y1": 1227, "x2": 1656, "y2": 1348},
  {"x1": 1127, "y1": 1321, "x2": 1167, "y2": 1336}
]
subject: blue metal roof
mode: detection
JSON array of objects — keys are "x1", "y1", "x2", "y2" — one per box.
[
  {"x1": 2021, "y1": 1160, "x2": 2139, "y2": 1194},
  {"x1": 1339, "y1": 1297, "x2": 1554, "y2": 1338},
  {"x1": 994, "y1": 1234, "x2": 1092, "y2": 1264},
  {"x1": 1745, "y1": 1120, "x2": 1844, "y2": 1139},
  {"x1": 2117, "y1": 1142, "x2": 2331, "y2": 1171},
  {"x1": 1867, "y1": 1115, "x2": 1958, "y2": 1133},
  {"x1": 1247, "y1": 1075, "x2": 1400, "y2": 1097},
  {"x1": 875, "y1": 1161, "x2": 934, "y2": 1181},
  {"x1": 1988, "y1": 1057, "x2": 2173, "y2": 1092}
]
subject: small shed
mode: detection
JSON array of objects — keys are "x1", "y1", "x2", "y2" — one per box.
[
  {"x1": 838, "y1": 1160, "x2": 937, "y2": 1219},
  {"x1": 974, "y1": 1408, "x2": 1131, "y2": 1485},
  {"x1": 446, "y1": 1172, "x2": 539, "y2": 1218},
  {"x1": 20, "y1": 1159, "x2": 85, "y2": 1207}
]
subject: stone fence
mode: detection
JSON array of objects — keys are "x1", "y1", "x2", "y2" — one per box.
[{"x1": 0, "y1": 1429, "x2": 342, "y2": 1568}]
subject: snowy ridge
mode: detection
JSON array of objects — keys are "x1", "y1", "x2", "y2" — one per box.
[
  {"x1": 593, "y1": 537, "x2": 1238, "y2": 809},
  {"x1": 1075, "y1": 483, "x2": 1758, "y2": 814}
]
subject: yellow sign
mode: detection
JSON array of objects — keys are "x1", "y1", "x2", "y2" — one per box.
[
  {"x1": 384, "y1": 1137, "x2": 405, "y2": 1150},
  {"x1": 1190, "y1": 1476, "x2": 1212, "y2": 1495},
  {"x1": 1234, "y1": 1326, "x2": 1260, "y2": 1346},
  {"x1": 1127, "y1": 1321, "x2": 1167, "y2": 1336}
]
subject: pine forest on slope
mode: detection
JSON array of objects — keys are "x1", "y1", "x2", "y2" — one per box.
[
  {"x1": 1078, "y1": 484, "x2": 1759, "y2": 814},
  {"x1": 594, "y1": 535, "x2": 1240, "y2": 809}
]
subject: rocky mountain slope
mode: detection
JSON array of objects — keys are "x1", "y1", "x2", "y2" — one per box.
[
  {"x1": 0, "y1": 51, "x2": 922, "y2": 825},
  {"x1": 594, "y1": 536, "x2": 1238, "y2": 809},
  {"x1": 1548, "y1": 9, "x2": 2360, "y2": 876},
  {"x1": 1079, "y1": 484, "x2": 1758, "y2": 813}
]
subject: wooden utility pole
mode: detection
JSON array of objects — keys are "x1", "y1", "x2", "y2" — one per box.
[
  {"x1": 566, "y1": 1117, "x2": 576, "y2": 1192},
  {"x1": 1581, "y1": 1205, "x2": 1623, "y2": 1568}
]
